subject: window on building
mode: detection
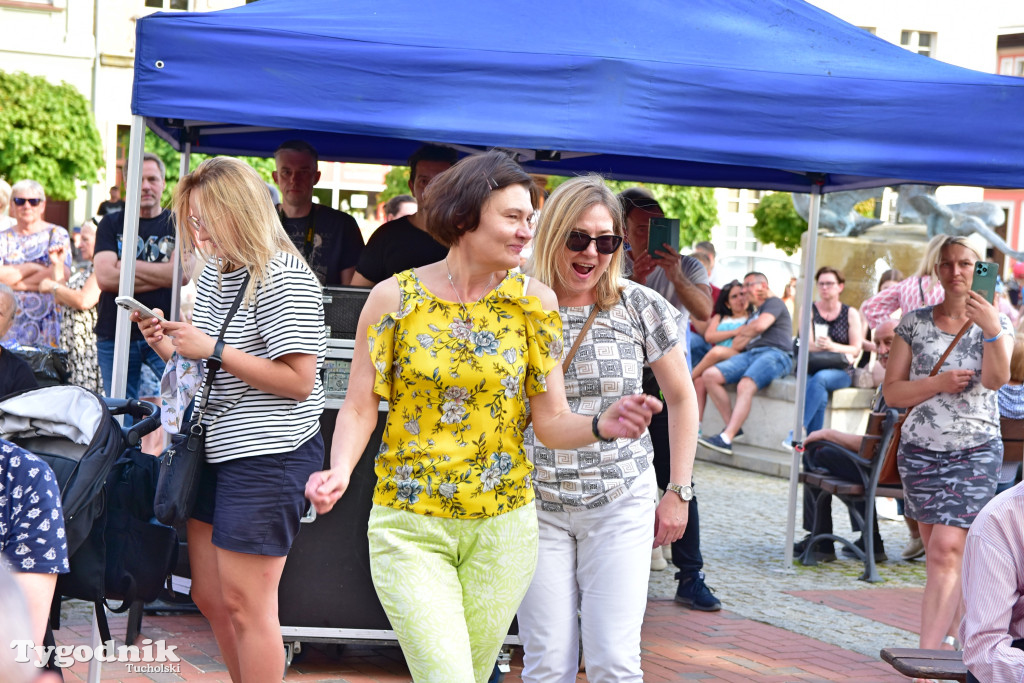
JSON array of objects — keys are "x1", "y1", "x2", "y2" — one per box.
[
  {"x1": 145, "y1": 0, "x2": 188, "y2": 9},
  {"x1": 860, "y1": 27, "x2": 876, "y2": 35},
  {"x1": 727, "y1": 188, "x2": 741, "y2": 213},
  {"x1": 721, "y1": 225, "x2": 758, "y2": 253},
  {"x1": 900, "y1": 30, "x2": 935, "y2": 57}
]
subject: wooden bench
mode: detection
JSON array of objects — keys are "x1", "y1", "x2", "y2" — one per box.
[
  {"x1": 796, "y1": 409, "x2": 899, "y2": 582},
  {"x1": 880, "y1": 648, "x2": 966, "y2": 681}
]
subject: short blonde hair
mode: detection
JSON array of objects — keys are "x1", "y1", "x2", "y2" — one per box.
[
  {"x1": 528, "y1": 175, "x2": 625, "y2": 311},
  {"x1": 931, "y1": 235, "x2": 983, "y2": 272},
  {"x1": 172, "y1": 157, "x2": 306, "y2": 302}
]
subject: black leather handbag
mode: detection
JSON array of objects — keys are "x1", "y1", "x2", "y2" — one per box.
[{"x1": 154, "y1": 274, "x2": 249, "y2": 526}]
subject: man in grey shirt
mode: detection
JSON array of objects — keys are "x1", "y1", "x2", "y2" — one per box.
[
  {"x1": 697, "y1": 271, "x2": 794, "y2": 454},
  {"x1": 619, "y1": 189, "x2": 720, "y2": 612}
]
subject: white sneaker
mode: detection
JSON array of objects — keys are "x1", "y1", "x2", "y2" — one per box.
[
  {"x1": 651, "y1": 546, "x2": 668, "y2": 571},
  {"x1": 901, "y1": 536, "x2": 925, "y2": 560}
]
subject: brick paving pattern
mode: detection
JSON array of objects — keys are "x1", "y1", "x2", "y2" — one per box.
[{"x1": 48, "y1": 461, "x2": 932, "y2": 681}]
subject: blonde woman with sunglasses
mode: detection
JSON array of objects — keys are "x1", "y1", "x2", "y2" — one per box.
[{"x1": 519, "y1": 175, "x2": 698, "y2": 683}]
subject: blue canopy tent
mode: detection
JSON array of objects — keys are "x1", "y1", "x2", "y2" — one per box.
[
  {"x1": 132, "y1": 0, "x2": 1024, "y2": 190},
  {"x1": 94, "y1": 5, "x2": 1024, "y2": 669}
]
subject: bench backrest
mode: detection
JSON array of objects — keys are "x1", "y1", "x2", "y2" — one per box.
[{"x1": 859, "y1": 411, "x2": 885, "y2": 461}]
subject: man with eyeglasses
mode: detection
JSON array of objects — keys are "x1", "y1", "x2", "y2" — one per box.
[
  {"x1": 697, "y1": 272, "x2": 794, "y2": 454},
  {"x1": 94, "y1": 152, "x2": 191, "y2": 400},
  {"x1": 272, "y1": 139, "x2": 365, "y2": 286},
  {"x1": 0, "y1": 180, "x2": 72, "y2": 349},
  {"x1": 616, "y1": 188, "x2": 721, "y2": 612}
]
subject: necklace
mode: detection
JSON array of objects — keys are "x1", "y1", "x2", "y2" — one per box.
[
  {"x1": 446, "y1": 257, "x2": 493, "y2": 321},
  {"x1": 938, "y1": 304, "x2": 966, "y2": 320}
]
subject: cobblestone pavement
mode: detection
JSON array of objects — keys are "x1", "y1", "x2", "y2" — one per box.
[{"x1": 647, "y1": 459, "x2": 927, "y2": 659}]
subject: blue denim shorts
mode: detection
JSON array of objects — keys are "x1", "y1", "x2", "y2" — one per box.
[
  {"x1": 192, "y1": 431, "x2": 325, "y2": 556},
  {"x1": 714, "y1": 346, "x2": 793, "y2": 389}
]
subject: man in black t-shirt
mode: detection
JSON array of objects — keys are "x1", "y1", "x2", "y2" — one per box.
[
  {"x1": 350, "y1": 144, "x2": 458, "y2": 286},
  {"x1": 0, "y1": 285, "x2": 38, "y2": 398},
  {"x1": 696, "y1": 271, "x2": 794, "y2": 454},
  {"x1": 272, "y1": 140, "x2": 364, "y2": 285},
  {"x1": 97, "y1": 186, "x2": 124, "y2": 216},
  {"x1": 94, "y1": 153, "x2": 189, "y2": 400}
]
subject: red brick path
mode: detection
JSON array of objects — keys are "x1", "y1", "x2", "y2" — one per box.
[
  {"x1": 787, "y1": 587, "x2": 924, "y2": 635},
  {"x1": 53, "y1": 594, "x2": 917, "y2": 682}
]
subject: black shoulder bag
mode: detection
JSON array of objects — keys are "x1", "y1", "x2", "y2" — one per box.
[{"x1": 154, "y1": 273, "x2": 251, "y2": 526}]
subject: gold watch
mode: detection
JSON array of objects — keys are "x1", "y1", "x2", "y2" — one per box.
[{"x1": 666, "y1": 483, "x2": 694, "y2": 501}]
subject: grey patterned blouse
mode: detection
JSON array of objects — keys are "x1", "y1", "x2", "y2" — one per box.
[
  {"x1": 523, "y1": 282, "x2": 682, "y2": 512},
  {"x1": 896, "y1": 306, "x2": 1013, "y2": 451}
]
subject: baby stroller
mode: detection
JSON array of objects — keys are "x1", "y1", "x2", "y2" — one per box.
[{"x1": 0, "y1": 385, "x2": 176, "y2": 656}]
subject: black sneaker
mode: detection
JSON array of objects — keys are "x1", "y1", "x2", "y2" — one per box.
[
  {"x1": 793, "y1": 534, "x2": 837, "y2": 563},
  {"x1": 674, "y1": 571, "x2": 722, "y2": 611},
  {"x1": 840, "y1": 536, "x2": 887, "y2": 563},
  {"x1": 697, "y1": 433, "x2": 732, "y2": 454}
]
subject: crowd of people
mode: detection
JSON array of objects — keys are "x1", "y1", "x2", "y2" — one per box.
[{"x1": 6, "y1": 145, "x2": 1024, "y2": 682}]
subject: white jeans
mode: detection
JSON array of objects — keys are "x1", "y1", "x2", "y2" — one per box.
[{"x1": 517, "y1": 468, "x2": 657, "y2": 683}]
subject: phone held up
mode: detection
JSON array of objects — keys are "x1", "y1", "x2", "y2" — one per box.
[
  {"x1": 970, "y1": 261, "x2": 998, "y2": 304},
  {"x1": 647, "y1": 217, "x2": 680, "y2": 259}
]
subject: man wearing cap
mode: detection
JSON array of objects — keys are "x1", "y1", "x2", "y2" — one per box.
[{"x1": 617, "y1": 187, "x2": 719, "y2": 612}]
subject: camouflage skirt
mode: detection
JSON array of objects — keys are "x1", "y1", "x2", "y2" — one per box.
[{"x1": 898, "y1": 437, "x2": 1001, "y2": 529}]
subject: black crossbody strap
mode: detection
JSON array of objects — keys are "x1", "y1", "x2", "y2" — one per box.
[{"x1": 193, "y1": 273, "x2": 251, "y2": 424}]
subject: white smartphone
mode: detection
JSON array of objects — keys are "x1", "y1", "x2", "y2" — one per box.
[{"x1": 114, "y1": 296, "x2": 165, "y2": 322}]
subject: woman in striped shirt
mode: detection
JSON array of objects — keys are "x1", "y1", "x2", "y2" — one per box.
[{"x1": 135, "y1": 157, "x2": 326, "y2": 683}]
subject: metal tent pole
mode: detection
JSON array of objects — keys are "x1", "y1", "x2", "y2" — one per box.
[
  {"x1": 783, "y1": 181, "x2": 822, "y2": 566},
  {"x1": 170, "y1": 142, "x2": 190, "y2": 324},
  {"x1": 86, "y1": 113, "x2": 145, "y2": 683}
]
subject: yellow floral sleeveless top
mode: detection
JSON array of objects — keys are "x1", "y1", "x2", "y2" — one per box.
[{"x1": 368, "y1": 269, "x2": 562, "y2": 518}]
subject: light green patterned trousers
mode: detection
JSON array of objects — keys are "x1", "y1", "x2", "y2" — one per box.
[{"x1": 368, "y1": 502, "x2": 539, "y2": 683}]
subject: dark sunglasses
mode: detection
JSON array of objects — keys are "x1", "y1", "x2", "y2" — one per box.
[
  {"x1": 566, "y1": 231, "x2": 623, "y2": 255},
  {"x1": 13, "y1": 197, "x2": 42, "y2": 206}
]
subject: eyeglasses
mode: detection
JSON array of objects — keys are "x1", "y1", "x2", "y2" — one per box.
[
  {"x1": 187, "y1": 215, "x2": 208, "y2": 232},
  {"x1": 12, "y1": 197, "x2": 42, "y2": 207},
  {"x1": 565, "y1": 231, "x2": 623, "y2": 255},
  {"x1": 817, "y1": 281, "x2": 840, "y2": 288}
]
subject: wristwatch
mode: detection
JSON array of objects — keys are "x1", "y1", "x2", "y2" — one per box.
[{"x1": 666, "y1": 483, "x2": 694, "y2": 501}]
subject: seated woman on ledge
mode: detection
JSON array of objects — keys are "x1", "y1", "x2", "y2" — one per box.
[{"x1": 691, "y1": 279, "x2": 752, "y2": 379}]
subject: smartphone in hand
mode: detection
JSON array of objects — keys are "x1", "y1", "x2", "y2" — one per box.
[
  {"x1": 115, "y1": 296, "x2": 166, "y2": 322},
  {"x1": 647, "y1": 218, "x2": 680, "y2": 259},
  {"x1": 970, "y1": 261, "x2": 998, "y2": 304}
]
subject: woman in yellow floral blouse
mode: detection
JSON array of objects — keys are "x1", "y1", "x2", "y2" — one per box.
[{"x1": 306, "y1": 151, "x2": 661, "y2": 683}]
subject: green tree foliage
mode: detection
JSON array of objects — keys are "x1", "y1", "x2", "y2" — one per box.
[
  {"x1": 144, "y1": 130, "x2": 276, "y2": 205},
  {"x1": 379, "y1": 166, "x2": 411, "y2": 204},
  {"x1": 546, "y1": 177, "x2": 718, "y2": 247},
  {"x1": 751, "y1": 192, "x2": 806, "y2": 255},
  {"x1": 0, "y1": 70, "x2": 104, "y2": 200}
]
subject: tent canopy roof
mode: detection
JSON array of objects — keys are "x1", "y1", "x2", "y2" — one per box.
[{"x1": 134, "y1": 0, "x2": 1024, "y2": 192}]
